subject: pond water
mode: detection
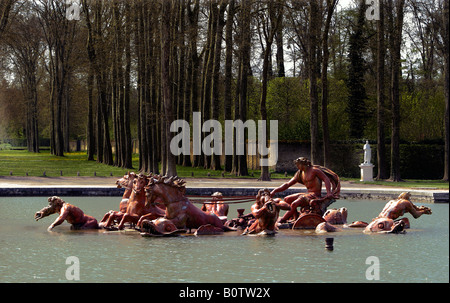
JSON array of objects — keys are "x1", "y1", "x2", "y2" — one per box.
[{"x1": 0, "y1": 196, "x2": 448, "y2": 283}]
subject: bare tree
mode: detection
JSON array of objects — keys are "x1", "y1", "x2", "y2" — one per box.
[
  {"x1": 321, "y1": 0, "x2": 338, "y2": 167},
  {"x1": 257, "y1": 0, "x2": 283, "y2": 180},
  {"x1": 444, "y1": 0, "x2": 449, "y2": 181},
  {"x1": 388, "y1": 0, "x2": 406, "y2": 182},
  {"x1": 376, "y1": 0, "x2": 388, "y2": 180},
  {"x1": 82, "y1": 0, "x2": 114, "y2": 165},
  {"x1": 308, "y1": 0, "x2": 320, "y2": 164},
  {"x1": 160, "y1": 0, "x2": 177, "y2": 177},
  {"x1": 4, "y1": 5, "x2": 42, "y2": 153},
  {"x1": 223, "y1": 0, "x2": 235, "y2": 172}
]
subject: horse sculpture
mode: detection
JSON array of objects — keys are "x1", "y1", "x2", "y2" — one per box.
[
  {"x1": 102, "y1": 173, "x2": 149, "y2": 230},
  {"x1": 99, "y1": 172, "x2": 136, "y2": 228},
  {"x1": 140, "y1": 175, "x2": 231, "y2": 235}
]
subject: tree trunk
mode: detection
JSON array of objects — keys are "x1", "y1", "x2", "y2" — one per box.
[
  {"x1": 321, "y1": 0, "x2": 337, "y2": 168},
  {"x1": 275, "y1": 2, "x2": 285, "y2": 78},
  {"x1": 211, "y1": 1, "x2": 226, "y2": 171},
  {"x1": 443, "y1": 0, "x2": 449, "y2": 181},
  {"x1": 201, "y1": 2, "x2": 217, "y2": 169},
  {"x1": 376, "y1": 0, "x2": 388, "y2": 180},
  {"x1": 237, "y1": 0, "x2": 251, "y2": 176},
  {"x1": 223, "y1": 0, "x2": 234, "y2": 172},
  {"x1": 389, "y1": 0, "x2": 405, "y2": 182},
  {"x1": 123, "y1": 0, "x2": 132, "y2": 169},
  {"x1": 309, "y1": 0, "x2": 320, "y2": 165},
  {"x1": 87, "y1": 64, "x2": 95, "y2": 161},
  {"x1": 161, "y1": 0, "x2": 177, "y2": 177},
  {"x1": 187, "y1": 0, "x2": 200, "y2": 168}
]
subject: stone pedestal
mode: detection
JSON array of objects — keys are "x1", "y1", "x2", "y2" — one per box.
[{"x1": 359, "y1": 163, "x2": 374, "y2": 182}]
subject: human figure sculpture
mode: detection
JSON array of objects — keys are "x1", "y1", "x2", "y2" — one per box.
[
  {"x1": 364, "y1": 192, "x2": 432, "y2": 234},
  {"x1": 376, "y1": 192, "x2": 432, "y2": 221},
  {"x1": 35, "y1": 196, "x2": 98, "y2": 230},
  {"x1": 363, "y1": 141, "x2": 372, "y2": 164},
  {"x1": 140, "y1": 175, "x2": 232, "y2": 235},
  {"x1": 99, "y1": 172, "x2": 136, "y2": 228},
  {"x1": 270, "y1": 157, "x2": 340, "y2": 224},
  {"x1": 201, "y1": 192, "x2": 229, "y2": 222},
  {"x1": 242, "y1": 188, "x2": 290, "y2": 235}
]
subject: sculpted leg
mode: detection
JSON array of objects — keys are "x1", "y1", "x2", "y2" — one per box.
[
  {"x1": 279, "y1": 196, "x2": 308, "y2": 223},
  {"x1": 82, "y1": 215, "x2": 99, "y2": 229},
  {"x1": 100, "y1": 210, "x2": 112, "y2": 223},
  {"x1": 118, "y1": 213, "x2": 139, "y2": 230}
]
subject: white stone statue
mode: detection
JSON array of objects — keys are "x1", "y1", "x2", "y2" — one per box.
[{"x1": 363, "y1": 141, "x2": 371, "y2": 164}]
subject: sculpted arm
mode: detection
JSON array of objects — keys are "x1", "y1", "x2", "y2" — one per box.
[
  {"x1": 404, "y1": 201, "x2": 432, "y2": 218},
  {"x1": 251, "y1": 203, "x2": 265, "y2": 219},
  {"x1": 276, "y1": 200, "x2": 291, "y2": 211},
  {"x1": 48, "y1": 206, "x2": 69, "y2": 230},
  {"x1": 270, "y1": 176, "x2": 297, "y2": 197}
]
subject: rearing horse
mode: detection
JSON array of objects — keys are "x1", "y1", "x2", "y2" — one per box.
[
  {"x1": 144, "y1": 175, "x2": 225, "y2": 232},
  {"x1": 99, "y1": 172, "x2": 136, "y2": 228},
  {"x1": 103, "y1": 173, "x2": 148, "y2": 230}
]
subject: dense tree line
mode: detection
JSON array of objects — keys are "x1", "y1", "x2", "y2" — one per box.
[{"x1": 0, "y1": 0, "x2": 448, "y2": 181}]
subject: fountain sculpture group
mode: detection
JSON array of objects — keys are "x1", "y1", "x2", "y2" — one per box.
[{"x1": 34, "y1": 157, "x2": 432, "y2": 236}]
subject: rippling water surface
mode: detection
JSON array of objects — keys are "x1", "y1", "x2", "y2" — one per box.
[{"x1": 0, "y1": 196, "x2": 448, "y2": 283}]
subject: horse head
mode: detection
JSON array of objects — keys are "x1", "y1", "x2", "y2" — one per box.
[
  {"x1": 145, "y1": 174, "x2": 186, "y2": 205},
  {"x1": 116, "y1": 171, "x2": 137, "y2": 189},
  {"x1": 133, "y1": 173, "x2": 149, "y2": 195}
]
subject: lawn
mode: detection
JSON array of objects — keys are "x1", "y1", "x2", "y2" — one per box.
[
  {"x1": 0, "y1": 149, "x2": 282, "y2": 178},
  {"x1": 0, "y1": 150, "x2": 136, "y2": 177},
  {"x1": 0, "y1": 149, "x2": 448, "y2": 189}
]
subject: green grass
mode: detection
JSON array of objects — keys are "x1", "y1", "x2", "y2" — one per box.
[
  {"x1": 342, "y1": 178, "x2": 449, "y2": 189},
  {"x1": 0, "y1": 150, "x2": 136, "y2": 177},
  {"x1": 0, "y1": 150, "x2": 448, "y2": 190},
  {"x1": 0, "y1": 149, "x2": 283, "y2": 178}
]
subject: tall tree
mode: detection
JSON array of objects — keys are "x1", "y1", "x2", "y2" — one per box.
[
  {"x1": 111, "y1": 0, "x2": 132, "y2": 169},
  {"x1": 186, "y1": 0, "x2": 200, "y2": 168},
  {"x1": 82, "y1": 0, "x2": 114, "y2": 165},
  {"x1": 347, "y1": 1, "x2": 367, "y2": 139},
  {"x1": 321, "y1": 0, "x2": 338, "y2": 167},
  {"x1": 376, "y1": 0, "x2": 388, "y2": 180},
  {"x1": 86, "y1": 63, "x2": 95, "y2": 161},
  {"x1": 388, "y1": 0, "x2": 406, "y2": 181},
  {"x1": 223, "y1": 0, "x2": 235, "y2": 172},
  {"x1": 210, "y1": 0, "x2": 227, "y2": 171},
  {"x1": 160, "y1": 0, "x2": 177, "y2": 177},
  {"x1": 235, "y1": 0, "x2": 252, "y2": 176},
  {"x1": 308, "y1": 0, "x2": 321, "y2": 164},
  {"x1": 275, "y1": 0, "x2": 285, "y2": 78},
  {"x1": 440, "y1": 0, "x2": 449, "y2": 181},
  {"x1": 4, "y1": 6, "x2": 42, "y2": 153},
  {"x1": 38, "y1": 0, "x2": 77, "y2": 157},
  {"x1": 442, "y1": 0, "x2": 450, "y2": 181},
  {"x1": 257, "y1": 0, "x2": 282, "y2": 181},
  {"x1": 199, "y1": 1, "x2": 217, "y2": 169}
]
